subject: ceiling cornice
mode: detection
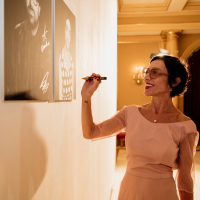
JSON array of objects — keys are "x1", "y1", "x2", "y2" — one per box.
[
  {"x1": 118, "y1": 0, "x2": 172, "y2": 13},
  {"x1": 183, "y1": 1, "x2": 200, "y2": 10},
  {"x1": 118, "y1": 22, "x2": 200, "y2": 32},
  {"x1": 118, "y1": 10, "x2": 200, "y2": 18},
  {"x1": 118, "y1": 35, "x2": 161, "y2": 44},
  {"x1": 117, "y1": 0, "x2": 200, "y2": 36}
]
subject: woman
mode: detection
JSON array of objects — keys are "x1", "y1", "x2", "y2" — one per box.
[{"x1": 81, "y1": 55, "x2": 199, "y2": 200}]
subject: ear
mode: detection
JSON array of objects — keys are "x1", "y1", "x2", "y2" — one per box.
[{"x1": 172, "y1": 77, "x2": 181, "y2": 87}]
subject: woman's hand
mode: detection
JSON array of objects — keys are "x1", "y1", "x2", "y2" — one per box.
[{"x1": 81, "y1": 73, "x2": 101, "y2": 99}]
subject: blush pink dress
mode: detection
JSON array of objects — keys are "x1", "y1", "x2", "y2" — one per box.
[{"x1": 91, "y1": 105, "x2": 199, "y2": 200}]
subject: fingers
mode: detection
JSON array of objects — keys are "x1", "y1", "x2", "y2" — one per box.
[
  {"x1": 93, "y1": 76, "x2": 99, "y2": 84},
  {"x1": 88, "y1": 73, "x2": 95, "y2": 83},
  {"x1": 91, "y1": 73, "x2": 101, "y2": 78},
  {"x1": 88, "y1": 73, "x2": 102, "y2": 84},
  {"x1": 95, "y1": 74, "x2": 101, "y2": 83}
]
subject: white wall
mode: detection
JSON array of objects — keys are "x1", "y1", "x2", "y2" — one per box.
[{"x1": 0, "y1": 0, "x2": 117, "y2": 200}]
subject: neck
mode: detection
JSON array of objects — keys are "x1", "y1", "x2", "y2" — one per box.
[
  {"x1": 150, "y1": 94, "x2": 174, "y2": 115},
  {"x1": 30, "y1": 21, "x2": 39, "y2": 36}
]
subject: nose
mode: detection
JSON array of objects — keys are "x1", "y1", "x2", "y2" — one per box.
[{"x1": 144, "y1": 72, "x2": 151, "y2": 80}]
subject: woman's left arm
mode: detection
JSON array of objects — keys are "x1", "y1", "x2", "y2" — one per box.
[{"x1": 175, "y1": 131, "x2": 199, "y2": 200}]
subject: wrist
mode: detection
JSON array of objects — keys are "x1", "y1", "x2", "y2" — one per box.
[{"x1": 82, "y1": 95, "x2": 91, "y2": 101}]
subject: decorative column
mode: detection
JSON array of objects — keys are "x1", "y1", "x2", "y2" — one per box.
[
  {"x1": 160, "y1": 34, "x2": 167, "y2": 50},
  {"x1": 160, "y1": 30, "x2": 182, "y2": 108},
  {"x1": 166, "y1": 32, "x2": 179, "y2": 56}
]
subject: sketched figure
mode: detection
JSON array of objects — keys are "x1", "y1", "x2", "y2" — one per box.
[
  {"x1": 59, "y1": 19, "x2": 74, "y2": 100},
  {"x1": 5, "y1": 0, "x2": 52, "y2": 100}
]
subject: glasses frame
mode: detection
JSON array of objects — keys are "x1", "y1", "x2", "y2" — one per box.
[{"x1": 142, "y1": 67, "x2": 169, "y2": 79}]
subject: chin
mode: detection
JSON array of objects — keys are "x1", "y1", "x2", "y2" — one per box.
[
  {"x1": 29, "y1": 18, "x2": 38, "y2": 25},
  {"x1": 144, "y1": 90, "x2": 152, "y2": 96}
]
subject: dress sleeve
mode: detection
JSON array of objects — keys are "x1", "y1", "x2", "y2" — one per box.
[
  {"x1": 175, "y1": 131, "x2": 199, "y2": 193},
  {"x1": 91, "y1": 106, "x2": 127, "y2": 141}
]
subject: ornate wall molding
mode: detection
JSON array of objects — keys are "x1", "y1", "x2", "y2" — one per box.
[{"x1": 181, "y1": 39, "x2": 200, "y2": 60}]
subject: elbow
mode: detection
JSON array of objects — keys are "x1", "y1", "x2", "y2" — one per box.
[
  {"x1": 83, "y1": 135, "x2": 91, "y2": 140},
  {"x1": 82, "y1": 131, "x2": 92, "y2": 140},
  {"x1": 82, "y1": 124, "x2": 94, "y2": 140}
]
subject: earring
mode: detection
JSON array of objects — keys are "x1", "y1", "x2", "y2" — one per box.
[{"x1": 169, "y1": 88, "x2": 172, "y2": 92}]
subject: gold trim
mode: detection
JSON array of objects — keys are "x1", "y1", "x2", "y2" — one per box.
[
  {"x1": 118, "y1": 23, "x2": 200, "y2": 32},
  {"x1": 117, "y1": 35, "x2": 161, "y2": 44},
  {"x1": 118, "y1": 11, "x2": 200, "y2": 18},
  {"x1": 181, "y1": 39, "x2": 200, "y2": 60},
  {"x1": 161, "y1": 30, "x2": 183, "y2": 37},
  {"x1": 119, "y1": 0, "x2": 171, "y2": 13},
  {"x1": 183, "y1": 2, "x2": 200, "y2": 11},
  {"x1": 118, "y1": 0, "x2": 123, "y2": 12}
]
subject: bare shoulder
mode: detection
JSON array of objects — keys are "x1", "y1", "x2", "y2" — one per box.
[
  {"x1": 138, "y1": 103, "x2": 150, "y2": 111},
  {"x1": 138, "y1": 103, "x2": 150, "y2": 113},
  {"x1": 176, "y1": 110, "x2": 191, "y2": 122},
  {"x1": 178, "y1": 114, "x2": 191, "y2": 122}
]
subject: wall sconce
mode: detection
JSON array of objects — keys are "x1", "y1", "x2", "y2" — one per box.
[{"x1": 133, "y1": 66, "x2": 143, "y2": 85}]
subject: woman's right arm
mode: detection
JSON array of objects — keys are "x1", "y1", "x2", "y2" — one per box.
[
  {"x1": 81, "y1": 97, "x2": 93, "y2": 139},
  {"x1": 81, "y1": 73, "x2": 100, "y2": 139}
]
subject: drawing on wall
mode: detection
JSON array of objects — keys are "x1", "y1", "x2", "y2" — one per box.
[
  {"x1": 4, "y1": 0, "x2": 53, "y2": 100},
  {"x1": 55, "y1": 0, "x2": 76, "y2": 101}
]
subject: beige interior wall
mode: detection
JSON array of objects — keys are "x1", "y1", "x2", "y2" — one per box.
[
  {"x1": 117, "y1": 42, "x2": 159, "y2": 110},
  {"x1": 0, "y1": 0, "x2": 117, "y2": 200}
]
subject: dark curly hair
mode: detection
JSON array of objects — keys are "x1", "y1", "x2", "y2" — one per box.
[{"x1": 150, "y1": 55, "x2": 191, "y2": 97}]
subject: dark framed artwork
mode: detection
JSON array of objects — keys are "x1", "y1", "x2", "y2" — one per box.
[
  {"x1": 4, "y1": 0, "x2": 53, "y2": 101},
  {"x1": 54, "y1": 0, "x2": 76, "y2": 101}
]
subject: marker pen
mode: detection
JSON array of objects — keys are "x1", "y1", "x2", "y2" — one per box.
[{"x1": 82, "y1": 77, "x2": 107, "y2": 81}]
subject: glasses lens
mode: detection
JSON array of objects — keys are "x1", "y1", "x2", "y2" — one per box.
[
  {"x1": 150, "y1": 69, "x2": 159, "y2": 79},
  {"x1": 142, "y1": 68, "x2": 148, "y2": 78}
]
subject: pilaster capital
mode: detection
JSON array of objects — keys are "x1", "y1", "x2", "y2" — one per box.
[{"x1": 160, "y1": 30, "x2": 183, "y2": 39}]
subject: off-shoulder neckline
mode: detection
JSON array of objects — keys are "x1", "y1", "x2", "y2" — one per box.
[{"x1": 133, "y1": 105, "x2": 193, "y2": 125}]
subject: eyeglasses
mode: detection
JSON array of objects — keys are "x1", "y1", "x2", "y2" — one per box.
[{"x1": 142, "y1": 68, "x2": 169, "y2": 79}]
